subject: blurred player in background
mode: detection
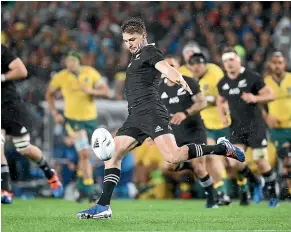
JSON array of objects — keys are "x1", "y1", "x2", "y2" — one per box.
[
  {"x1": 217, "y1": 47, "x2": 279, "y2": 207},
  {"x1": 159, "y1": 56, "x2": 217, "y2": 208},
  {"x1": 186, "y1": 53, "x2": 231, "y2": 206},
  {"x1": 264, "y1": 52, "x2": 291, "y2": 198},
  {"x1": 46, "y1": 51, "x2": 109, "y2": 202},
  {"x1": 1, "y1": 44, "x2": 63, "y2": 204}
]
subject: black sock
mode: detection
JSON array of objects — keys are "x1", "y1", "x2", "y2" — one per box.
[
  {"x1": 262, "y1": 169, "x2": 278, "y2": 198},
  {"x1": 238, "y1": 166, "x2": 260, "y2": 185},
  {"x1": 199, "y1": 174, "x2": 216, "y2": 205},
  {"x1": 1, "y1": 164, "x2": 12, "y2": 192},
  {"x1": 187, "y1": 144, "x2": 226, "y2": 160},
  {"x1": 97, "y1": 168, "x2": 121, "y2": 206},
  {"x1": 36, "y1": 157, "x2": 54, "y2": 179}
]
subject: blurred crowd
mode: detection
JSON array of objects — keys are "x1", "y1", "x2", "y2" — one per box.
[
  {"x1": 2, "y1": 2, "x2": 291, "y2": 89},
  {"x1": 1, "y1": 1, "x2": 291, "y2": 200}
]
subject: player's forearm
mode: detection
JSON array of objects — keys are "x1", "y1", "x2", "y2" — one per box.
[
  {"x1": 89, "y1": 86, "x2": 110, "y2": 98},
  {"x1": 255, "y1": 87, "x2": 275, "y2": 103},
  {"x1": 45, "y1": 89, "x2": 58, "y2": 115},
  {"x1": 186, "y1": 101, "x2": 207, "y2": 115},
  {"x1": 2, "y1": 58, "x2": 28, "y2": 82},
  {"x1": 2, "y1": 67, "x2": 27, "y2": 81},
  {"x1": 254, "y1": 94, "x2": 275, "y2": 103},
  {"x1": 155, "y1": 60, "x2": 181, "y2": 84},
  {"x1": 216, "y1": 96, "x2": 228, "y2": 119}
]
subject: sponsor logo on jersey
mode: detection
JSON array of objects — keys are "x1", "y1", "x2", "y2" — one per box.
[
  {"x1": 134, "y1": 53, "x2": 141, "y2": 60},
  {"x1": 20, "y1": 127, "x2": 27, "y2": 134},
  {"x1": 222, "y1": 83, "x2": 230, "y2": 90},
  {"x1": 177, "y1": 88, "x2": 187, "y2": 96},
  {"x1": 203, "y1": 84, "x2": 209, "y2": 90},
  {"x1": 169, "y1": 96, "x2": 179, "y2": 104},
  {"x1": 238, "y1": 79, "x2": 247, "y2": 88},
  {"x1": 161, "y1": 92, "x2": 168, "y2": 99},
  {"x1": 229, "y1": 88, "x2": 240, "y2": 95}
]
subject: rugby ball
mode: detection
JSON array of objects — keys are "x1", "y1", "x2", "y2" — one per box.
[{"x1": 91, "y1": 128, "x2": 115, "y2": 161}]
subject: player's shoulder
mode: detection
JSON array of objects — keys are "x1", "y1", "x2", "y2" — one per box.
[
  {"x1": 142, "y1": 43, "x2": 162, "y2": 56},
  {"x1": 243, "y1": 68, "x2": 261, "y2": 79},
  {"x1": 206, "y1": 63, "x2": 223, "y2": 76},
  {"x1": 217, "y1": 75, "x2": 228, "y2": 88},
  {"x1": 179, "y1": 65, "x2": 193, "y2": 77},
  {"x1": 264, "y1": 75, "x2": 273, "y2": 84},
  {"x1": 286, "y1": 72, "x2": 291, "y2": 79},
  {"x1": 82, "y1": 66, "x2": 99, "y2": 73},
  {"x1": 183, "y1": 75, "x2": 197, "y2": 85},
  {"x1": 54, "y1": 69, "x2": 68, "y2": 77}
]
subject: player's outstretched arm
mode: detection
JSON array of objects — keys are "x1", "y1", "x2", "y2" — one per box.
[
  {"x1": 2, "y1": 58, "x2": 27, "y2": 82},
  {"x1": 216, "y1": 95, "x2": 229, "y2": 127},
  {"x1": 187, "y1": 92, "x2": 207, "y2": 115},
  {"x1": 155, "y1": 60, "x2": 193, "y2": 95},
  {"x1": 45, "y1": 86, "x2": 64, "y2": 124}
]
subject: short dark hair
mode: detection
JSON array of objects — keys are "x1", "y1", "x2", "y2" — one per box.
[
  {"x1": 189, "y1": 53, "x2": 206, "y2": 65},
  {"x1": 222, "y1": 46, "x2": 238, "y2": 55},
  {"x1": 121, "y1": 17, "x2": 146, "y2": 34}
]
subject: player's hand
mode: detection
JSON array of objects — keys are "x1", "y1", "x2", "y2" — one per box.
[
  {"x1": 79, "y1": 84, "x2": 93, "y2": 95},
  {"x1": 176, "y1": 76, "x2": 193, "y2": 95},
  {"x1": 265, "y1": 114, "x2": 279, "y2": 128},
  {"x1": 241, "y1": 92, "x2": 257, "y2": 103},
  {"x1": 170, "y1": 112, "x2": 187, "y2": 125},
  {"x1": 52, "y1": 111, "x2": 64, "y2": 124},
  {"x1": 222, "y1": 115, "x2": 229, "y2": 127}
]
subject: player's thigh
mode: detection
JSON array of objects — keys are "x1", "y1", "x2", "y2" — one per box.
[
  {"x1": 248, "y1": 127, "x2": 268, "y2": 161},
  {"x1": 154, "y1": 133, "x2": 184, "y2": 163}
]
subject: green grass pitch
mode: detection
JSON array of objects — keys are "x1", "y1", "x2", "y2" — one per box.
[{"x1": 2, "y1": 199, "x2": 291, "y2": 232}]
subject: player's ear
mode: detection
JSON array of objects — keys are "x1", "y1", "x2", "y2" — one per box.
[{"x1": 142, "y1": 32, "x2": 147, "y2": 40}]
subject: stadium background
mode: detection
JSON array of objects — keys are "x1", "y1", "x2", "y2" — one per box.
[{"x1": 1, "y1": 1, "x2": 291, "y2": 200}]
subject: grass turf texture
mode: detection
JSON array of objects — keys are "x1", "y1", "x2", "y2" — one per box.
[{"x1": 2, "y1": 199, "x2": 290, "y2": 232}]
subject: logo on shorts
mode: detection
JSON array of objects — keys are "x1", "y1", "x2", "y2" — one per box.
[
  {"x1": 168, "y1": 124, "x2": 172, "y2": 130},
  {"x1": 155, "y1": 126, "x2": 163, "y2": 133},
  {"x1": 261, "y1": 139, "x2": 267, "y2": 146},
  {"x1": 20, "y1": 127, "x2": 27, "y2": 134}
]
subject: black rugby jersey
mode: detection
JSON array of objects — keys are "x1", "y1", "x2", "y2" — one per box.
[
  {"x1": 159, "y1": 76, "x2": 204, "y2": 129},
  {"x1": 1, "y1": 44, "x2": 21, "y2": 103},
  {"x1": 125, "y1": 44, "x2": 164, "y2": 109},
  {"x1": 217, "y1": 67, "x2": 265, "y2": 127}
]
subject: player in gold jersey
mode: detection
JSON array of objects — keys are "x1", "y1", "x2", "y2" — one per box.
[
  {"x1": 264, "y1": 52, "x2": 291, "y2": 198},
  {"x1": 184, "y1": 53, "x2": 231, "y2": 205},
  {"x1": 46, "y1": 51, "x2": 109, "y2": 201}
]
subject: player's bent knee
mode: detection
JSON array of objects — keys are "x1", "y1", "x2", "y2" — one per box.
[
  {"x1": 252, "y1": 148, "x2": 268, "y2": 161},
  {"x1": 12, "y1": 134, "x2": 31, "y2": 154},
  {"x1": 74, "y1": 133, "x2": 90, "y2": 153}
]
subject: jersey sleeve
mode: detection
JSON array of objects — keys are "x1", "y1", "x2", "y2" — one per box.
[
  {"x1": 143, "y1": 46, "x2": 164, "y2": 67},
  {"x1": 2, "y1": 45, "x2": 17, "y2": 69},
  {"x1": 251, "y1": 73, "x2": 266, "y2": 94},
  {"x1": 217, "y1": 79, "x2": 224, "y2": 96},
  {"x1": 50, "y1": 72, "x2": 63, "y2": 90},
  {"x1": 91, "y1": 68, "x2": 103, "y2": 86},
  {"x1": 184, "y1": 76, "x2": 201, "y2": 95}
]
